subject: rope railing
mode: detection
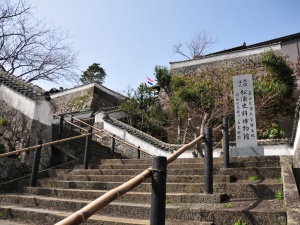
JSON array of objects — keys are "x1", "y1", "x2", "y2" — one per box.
[
  {"x1": 55, "y1": 124, "x2": 223, "y2": 225},
  {"x1": 65, "y1": 114, "x2": 154, "y2": 156},
  {"x1": 54, "y1": 114, "x2": 89, "y2": 133}
]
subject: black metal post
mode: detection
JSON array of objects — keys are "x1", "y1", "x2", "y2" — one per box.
[
  {"x1": 150, "y1": 156, "x2": 167, "y2": 225},
  {"x1": 204, "y1": 127, "x2": 213, "y2": 194},
  {"x1": 83, "y1": 128, "x2": 92, "y2": 169},
  {"x1": 70, "y1": 116, "x2": 73, "y2": 136},
  {"x1": 111, "y1": 135, "x2": 115, "y2": 156},
  {"x1": 137, "y1": 146, "x2": 141, "y2": 159},
  {"x1": 58, "y1": 115, "x2": 64, "y2": 140},
  {"x1": 30, "y1": 139, "x2": 43, "y2": 187},
  {"x1": 79, "y1": 120, "x2": 82, "y2": 133},
  {"x1": 223, "y1": 118, "x2": 230, "y2": 168}
]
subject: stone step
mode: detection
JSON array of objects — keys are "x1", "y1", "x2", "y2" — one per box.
[
  {"x1": 0, "y1": 220, "x2": 27, "y2": 225},
  {"x1": 74, "y1": 160, "x2": 280, "y2": 169},
  {"x1": 96, "y1": 155, "x2": 280, "y2": 165},
  {"x1": 0, "y1": 196, "x2": 286, "y2": 224},
  {"x1": 0, "y1": 204, "x2": 149, "y2": 225},
  {"x1": 55, "y1": 174, "x2": 233, "y2": 183},
  {"x1": 23, "y1": 187, "x2": 226, "y2": 204},
  {"x1": 50, "y1": 167, "x2": 281, "y2": 179},
  {"x1": 28, "y1": 179, "x2": 282, "y2": 199},
  {"x1": 0, "y1": 204, "x2": 213, "y2": 225}
]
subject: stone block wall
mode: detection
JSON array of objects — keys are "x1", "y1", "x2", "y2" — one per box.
[
  {"x1": 0, "y1": 99, "x2": 31, "y2": 149},
  {"x1": 91, "y1": 86, "x2": 120, "y2": 110},
  {"x1": 171, "y1": 50, "x2": 281, "y2": 79},
  {"x1": 51, "y1": 86, "x2": 94, "y2": 114},
  {"x1": 51, "y1": 83, "x2": 122, "y2": 115}
]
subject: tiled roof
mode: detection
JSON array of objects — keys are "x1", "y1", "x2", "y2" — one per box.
[
  {"x1": 0, "y1": 71, "x2": 50, "y2": 100},
  {"x1": 170, "y1": 32, "x2": 300, "y2": 64},
  {"x1": 97, "y1": 106, "x2": 122, "y2": 114},
  {"x1": 103, "y1": 114, "x2": 182, "y2": 152},
  {"x1": 49, "y1": 82, "x2": 126, "y2": 100}
]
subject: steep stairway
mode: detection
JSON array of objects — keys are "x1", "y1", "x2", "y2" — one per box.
[
  {"x1": 0, "y1": 156, "x2": 286, "y2": 225},
  {"x1": 51, "y1": 123, "x2": 127, "y2": 161}
]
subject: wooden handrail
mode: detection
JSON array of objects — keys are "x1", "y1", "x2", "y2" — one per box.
[
  {"x1": 55, "y1": 124, "x2": 222, "y2": 225},
  {"x1": 0, "y1": 133, "x2": 92, "y2": 158}
]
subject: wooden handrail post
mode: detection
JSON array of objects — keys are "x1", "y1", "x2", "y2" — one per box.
[
  {"x1": 150, "y1": 156, "x2": 167, "y2": 225},
  {"x1": 137, "y1": 146, "x2": 141, "y2": 159},
  {"x1": 58, "y1": 115, "x2": 64, "y2": 140},
  {"x1": 83, "y1": 128, "x2": 92, "y2": 169},
  {"x1": 111, "y1": 135, "x2": 115, "y2": 156},
  {"x1": 223, "y1": 118, "x2": 230, "y2": 168},
  {"x1": 30, "y1": 139, "x2": 43, "y2": 187},
  {"x1": 204, "y1": 127, "x2": 213, "y2": 194}
]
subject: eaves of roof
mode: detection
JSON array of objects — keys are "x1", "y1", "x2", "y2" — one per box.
[
  {"x1": 50, "y1": 82, "x2": 126, "y2": 100},
  {"x1": 0, "y1": 71, "x2": 50, "y2": 100},
  {"x1": 170, "y1": 32, "x2": 300, "y2": 65}
]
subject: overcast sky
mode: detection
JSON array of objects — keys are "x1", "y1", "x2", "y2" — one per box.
[{"x1": 27, "y1": 0, "x2": 300, "y2": 93}]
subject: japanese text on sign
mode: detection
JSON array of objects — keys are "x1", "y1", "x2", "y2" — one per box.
[{"x1": 233, "y1": 74, "x2": 258, "y2": 147}]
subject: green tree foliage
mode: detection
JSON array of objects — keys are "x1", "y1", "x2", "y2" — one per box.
[
  {"x1": 119, "y1": 83, "x2": 168, "y2": 140},
  {"x1": 170, "y1": 71, "x2": 233, "y2": 129},
  {"x1": 258, "y1": 122, "x2": 286, "y2": 139},
  {"x1": 80, "y1": 63, "x2": 106, "y2": 85},
  {"x1": 261, "y1": 50, "x2": 296, "y2": 97},
  {"x1": 154, "y1": 65, "x2": 171, "y2": 92},
  {"x1": 255, "y1": 51, "x2": 297, "y2": 131}
]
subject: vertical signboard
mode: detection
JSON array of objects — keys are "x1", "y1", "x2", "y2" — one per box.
[{"x1": 233, "y1": 74, "x2": 257, "y2": 147}]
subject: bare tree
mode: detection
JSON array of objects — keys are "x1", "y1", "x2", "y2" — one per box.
[
  {"x1": 172, "y1": 30, "x2": 217, "y2": 60},
  {"x1": 0, "y1": 0, "x2": 78, "y2": 84}
]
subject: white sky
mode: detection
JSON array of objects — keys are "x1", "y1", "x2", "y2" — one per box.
[{"x1": 27, "y1": 0, "x2": 300, "y2": 93}]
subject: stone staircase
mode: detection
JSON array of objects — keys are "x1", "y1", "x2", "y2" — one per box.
[{"x1": 0, "y1": 155, "x2": 287, "y2": 224}]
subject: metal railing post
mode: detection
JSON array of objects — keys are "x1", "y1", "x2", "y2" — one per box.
[
  {"x1": 30, "y1": 139, "x2": 43, "y2": 187},
  {"x1": 70, "y1": 116, "x2": 73, "y2": 136},
  {"x1": 223, "y1": 118, "x2": 230, "y2": 168},
  {"x1": 83, "y1": 128, "x2": 92, "y2": 169},
  {"x1": 58, "y1": 115, "x2": 64, "y2": 140},
  {"x1": 137, "y1": 146, "x2": 141, "y2": 159},
  {"x1": 150, "y1": 156, "x2": 167, "y2": 225},
  {"x1": 204, "y1": 127, "x2": 213, "y2": 194},
  {"x1": 111, "y1": 135, "x2": 115, "y2": 156}
]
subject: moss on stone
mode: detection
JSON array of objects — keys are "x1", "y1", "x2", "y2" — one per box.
[{"x1": 71, "y1": 88, "x2": 94, "y2": 111}]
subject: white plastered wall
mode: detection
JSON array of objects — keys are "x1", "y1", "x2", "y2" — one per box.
[{"x1": 0, "y1": 84, "x2": 53, "y2": 125}]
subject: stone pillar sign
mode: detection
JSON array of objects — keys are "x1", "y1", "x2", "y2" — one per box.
[{"x1": 232, "y1": 74, "x2": 263, "y2": 156}]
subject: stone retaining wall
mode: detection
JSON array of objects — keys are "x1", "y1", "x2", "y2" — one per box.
[{"x1": 0, "y1": 81, "x2": 54, "y2": 182}]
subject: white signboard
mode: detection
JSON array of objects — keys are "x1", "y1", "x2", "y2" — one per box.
[{"x1": 233, "y1": 74, "x2": 257, "y2": 147}]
